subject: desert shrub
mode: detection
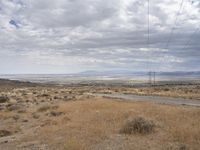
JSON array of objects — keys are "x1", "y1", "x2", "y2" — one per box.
[
  {"x1": 54, "y1": 96, "x2": 59, "y2": 99},
  {"x1": 0, "y1": 96, "x2": 9, "y2": 103},
  {"x1": 50, "y1": 111, "x2": 63, "y2": 117},
  {"x1": 51, "y1": 105, "x2": 59, "y2": 109},
  {"x1": 17, "y1": 109, "x2": 26, "y2": 113},
  {"x1": 21, "y1": 93, "x2": 27, "y2": 96},
  {"x1": 179, "y1": 144, "x2": 187, "y2": 150},
  {"x1": 163, "y1": 88, "x2": 170, "y2": 91},
  {"x1": 77, "y1": 91, "x2": 84, "y2": 95},
  {"x1": 37, "y1": 105, "x2": 50, "y2": 112},
  {"x1": 120, "y1": 117, "x2": 155, "y2": 134},
  {"x1": 69, "y1": 91, "x2": 72, "y2": 94},
  {"x1": 32, "y1": 113, "x2": 40, "y2": 119},
  {"x1": 7, "y1": 105, "x2": 21, "y2": 111},
  {"x1": 12, "y1": 115, "x2": 20, "y2": 121},
  {"x1": 0, "y1": 105, "x2": 5, "y2": 111},
  {"x1": 63, "y1": 95, "x2": 75, "y2": 101},
  {"x1": 115, "y1": 89, "x2": 119, "y2": 92},
  {"x1": 0, "y1": 130, "x2": 12, "y2": 137},
  {"x1": 64, "y1": 138, "x2": 81, "y2": 150},
  {"x1": 41, "y1": 94, "x2": 49, "y2": 97}
]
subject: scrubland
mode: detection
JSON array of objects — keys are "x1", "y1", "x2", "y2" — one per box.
[{"x1": 0, "y1": 80, "x2": 200, "y2": 150}]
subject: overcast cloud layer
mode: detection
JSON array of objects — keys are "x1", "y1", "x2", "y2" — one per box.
[{"x1": 0, "y1": 0, "x2": 200, "y2": 74}]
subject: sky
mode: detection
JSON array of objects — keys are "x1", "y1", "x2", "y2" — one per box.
[{"x1": 0, "y1": 0, "x2": 200, "y2": 74}]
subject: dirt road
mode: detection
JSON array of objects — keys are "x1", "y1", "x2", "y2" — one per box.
[{"x1": 95, "y1": 93, "x2": 200, "y2": 107}]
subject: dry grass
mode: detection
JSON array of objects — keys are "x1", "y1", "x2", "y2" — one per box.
[
  {"x1": 35, "y1": 98, "x2": 200, "y2": 150},
  {"x1": 0, "y1": 84, "x2": 200, "y2": 150}
]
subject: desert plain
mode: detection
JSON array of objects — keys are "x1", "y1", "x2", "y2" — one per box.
[{"x1": 0, "y1": 79, "x2": 200, "y2": 150}]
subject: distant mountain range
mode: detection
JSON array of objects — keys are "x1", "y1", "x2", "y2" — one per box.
[
  {"x1": 0, "y1": 71, "x2": 200, "y2": 78},
  {"x1": 76, "y1": 70, "x2": 200, "y2": 76},
  {"x1": 0, "y1": 71, "x2": 199, "y2": 84}
]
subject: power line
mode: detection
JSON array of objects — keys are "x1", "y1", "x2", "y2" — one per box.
[
  {"x1": 146, "y1": 0, "x2": 150, "y2": 57},
  {"x1": 182, "y1": 26, "x2": 199, "y2": 50},
  {"x1": 175, "y1": 1, "x2": 200, "y2": 50},
  {"x1": 147, "y1": 0, "x2": 149, "y2": 49},
  {"x1": 147, "y1": 0, "x2": 155, "y2": 86},
  {"x1": 155, "y1": 0, "x2": 185, "y2": 79},
  {"x1": 165, "y1": 0, "x2": 185, "y2": 50}
]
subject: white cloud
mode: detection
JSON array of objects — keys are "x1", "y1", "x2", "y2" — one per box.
[{"x1": 0, "y1": 0, "x2": 199, "y2": 73}]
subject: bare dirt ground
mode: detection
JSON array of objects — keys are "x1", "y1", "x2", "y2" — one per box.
[{"x1": 0, "y1": 79, "x2": 200, "y2": 150}]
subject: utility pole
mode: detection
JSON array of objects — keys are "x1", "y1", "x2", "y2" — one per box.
[
  {"x1": 148, "y1": 71, "x2": 156, "y2": 86},
  {"x1": 149, "y1": 71, "x2": 152, "y2": 86}
]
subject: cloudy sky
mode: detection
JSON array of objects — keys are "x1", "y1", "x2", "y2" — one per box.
[{"x1": 0, "y1": 0, "x2": 199, "y2": 74}]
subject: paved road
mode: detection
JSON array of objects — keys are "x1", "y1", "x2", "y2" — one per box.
[{"x1": 95, "y1": 93, "x2": 200, "y2": 107}]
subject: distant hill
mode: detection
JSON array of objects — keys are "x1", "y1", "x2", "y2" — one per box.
[
  {"x1": 77, "y1": 70, "x2": 200, "y2": 77},
  {"x1": 0, "y1": 78, "x2": 38, "y2": 88}
]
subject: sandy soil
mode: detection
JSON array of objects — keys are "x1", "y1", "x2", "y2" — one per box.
[{"x1": 0, "y1": 79, "x2": 200, "y2": 150}]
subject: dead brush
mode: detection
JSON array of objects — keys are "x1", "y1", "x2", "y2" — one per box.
[{"x1": 120, "y1": 117, "x2": 155, "y2": 134}]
